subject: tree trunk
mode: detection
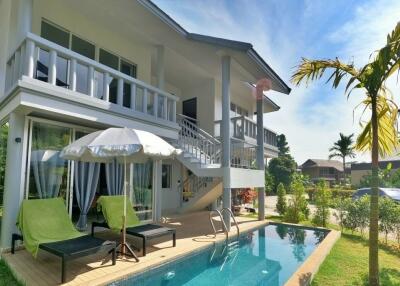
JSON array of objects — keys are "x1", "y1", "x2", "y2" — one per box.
[
  {"x1": 369, "y1": 95, "x2": 380, "y2": 286},
  {"x1": 342, "y1": 157, "x2": 346, "y2": 185}
]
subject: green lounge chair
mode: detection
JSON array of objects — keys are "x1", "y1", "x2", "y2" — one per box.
[
  {"x1": 92, "y1": 195, "x2": 176, "y2": 257},
  {"x1": 12, "y1": 198, "x2": 116, "y2": 283}
]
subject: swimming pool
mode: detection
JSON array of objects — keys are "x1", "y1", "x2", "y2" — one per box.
[{"x1": 110, "y1": 223, "x2": 329, "y2": 286}]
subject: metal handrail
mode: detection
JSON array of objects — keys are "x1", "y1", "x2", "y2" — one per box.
[
  {"x1": 209, "y1": 210, "x2": 228, "y2": 240},
  {"x1": 221, "y1": 208, "x2": 240, "y2": 236}
]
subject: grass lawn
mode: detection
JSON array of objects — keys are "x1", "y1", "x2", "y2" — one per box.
[
  {"x1": 0, "y1": 259, "x2": 21, "y2": 286},
  {"x1": 312, "y1": 232, "x2": 400, "y2": 286}
]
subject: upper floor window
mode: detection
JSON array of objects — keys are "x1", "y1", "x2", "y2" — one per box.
[
  {"x1": 230, "y1": 102, "x2": 249, "y2": 118},
  {"x1": 162, "y1": 164, "x2": 171, "y2": 189}
]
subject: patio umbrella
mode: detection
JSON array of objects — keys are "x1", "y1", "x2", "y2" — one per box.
[{"x1": 60, "y1": 127, "x2": 180, "y2": 258}]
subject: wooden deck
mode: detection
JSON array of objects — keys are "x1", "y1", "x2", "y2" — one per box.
[{"x1": 3, "y1": 212, "x2": 265, "y2": 286}]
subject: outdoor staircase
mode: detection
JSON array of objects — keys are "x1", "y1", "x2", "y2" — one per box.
[{"x1": 174, "y1": 115, "x2": 223, "y2": 213}]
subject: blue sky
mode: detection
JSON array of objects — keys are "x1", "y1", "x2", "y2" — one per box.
[{"x1": 154, "y1": 0, "x2": 400, "y2": 164}]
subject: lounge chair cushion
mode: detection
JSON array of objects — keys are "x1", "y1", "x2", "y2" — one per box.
[
  {"x1": 17, "y1": 198, "x2": 83, "y2": 257},
  {"x1": 97, "y1": 195, "x2": 140, "y2": 233}
]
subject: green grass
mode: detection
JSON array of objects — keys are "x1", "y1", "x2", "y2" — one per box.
[
  {"x1": 312, "y1": 232, "x2": 400, "y2": 286},
  {"x1": 0, "y1": 259, "x2": 22, "y2": 286}
]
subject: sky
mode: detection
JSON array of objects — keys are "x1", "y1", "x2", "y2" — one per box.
[{"x1": 153, "y1": 0, "x2": 400, "y2": 165}]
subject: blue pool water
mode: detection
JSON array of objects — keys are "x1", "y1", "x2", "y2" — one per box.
[{"x1": 111, "y1": 223, "x2": 328, "y2": 286}]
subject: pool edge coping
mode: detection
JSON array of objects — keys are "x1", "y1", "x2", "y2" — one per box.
[{"x1": 283, "y1": 223, "x2": 341, "y2": 286}]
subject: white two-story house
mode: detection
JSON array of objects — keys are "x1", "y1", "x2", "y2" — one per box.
[{"x1": 0, "y1": 0, "x2": 290, "y2": 250}]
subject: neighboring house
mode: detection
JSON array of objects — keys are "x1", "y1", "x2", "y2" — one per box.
[
  {"x1": 0, "y1": 0, "x2": 290, "y2": 249},
  {"x1": 300, "y1": 159, "x2": 344, "y2": 186},
  {"x1": 351, "y1": 159, "x2": 400, "y2": 186}
]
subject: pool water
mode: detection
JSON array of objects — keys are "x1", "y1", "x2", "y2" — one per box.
[{"x1": 111, "y1": 223, "x2": 328, "y2": 286}]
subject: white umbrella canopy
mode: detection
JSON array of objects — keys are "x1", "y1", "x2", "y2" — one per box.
[
  {"x1": 60, "y1": 127, "x2": 180, "y2": 162},
  {"x1": 60, "y1": 127, "x2": 180, "y2": 259}
]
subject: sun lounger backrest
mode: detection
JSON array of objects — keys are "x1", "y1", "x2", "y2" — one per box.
[
  {"x1": 17, "y1": 198, "x2": 82, "y2": 257},
  {"x1": 97, "y1": 195, "x2": 140, "y2": 232}
]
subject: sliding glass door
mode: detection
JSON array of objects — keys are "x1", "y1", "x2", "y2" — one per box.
[{"x1": 130, "y1": 162, "x2": 154, "y2": 222}]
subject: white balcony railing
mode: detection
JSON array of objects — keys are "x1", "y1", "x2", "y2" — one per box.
[
  {"x1": 214, "y1": 115, "x2": 278, "y2": 148},
  {"x1": 5, "y1": 32, "x2": 178, "y2": 123}
]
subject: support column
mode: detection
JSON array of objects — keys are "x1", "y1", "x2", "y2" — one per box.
[
  {"x1": 255, "y1": 79, "x2": 271, "y2": 221},
  {"x1": 153, "y1": 160, "x2": 163, "y2": 222},
  {"x1": 156, "y1": 45, "x2": 165, "y2": 90},
  {"x1": 1, "y1": 112, "x2": 27, "y2": 250},
  {"x1": 221, "y1": 56, "x2": 231, "y2": 230}
]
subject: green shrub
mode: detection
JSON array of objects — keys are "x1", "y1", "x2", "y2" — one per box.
[
  {"x1": 344, "y1": 195, "x2": 370, "y2": 236},
  {"x1": 379, "y1": 197, "x2": 398, "y2": 244},
  {"x1": 312, "y1": 181, "x2": 332, "y2": 227},
  {"x1": 283, "y1": 180, "x2": 309, "y2": 223},
  {"x1": 331, "y1": 188, "x2": 354, "y2": 199},
  {"x1": 276, "y1": 183, "x2": 287, "y2": 216},
  {"x1": 333, "y1": 197, "x2": 352, "y2": 231}
]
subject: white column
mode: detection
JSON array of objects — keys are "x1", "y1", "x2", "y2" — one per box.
[
  {"x1": 14, "y1": 0, "x2": 32, "y2": 48},
  {"x1": 221, "y1": 55, "x2": 231, "y2": 231},
  {"x1": 256, "y1": 87, "x2": 265, "y2": 221},
  {"x1": 153, "y1": 160, "x2": 163, "y2": 222},
  {"x1": 23, "y1": 40, "x2": 35, "y2": 78},
  {"x1": 48, "y1": 50, "x2": 57, "y2": 85},
  {"x1": 88, "y1": 66, "x2": 95, "y2": 97},
  {"x1": 156, "y1": 45, "x2": 165, "y2": 90},
  {"x1": 13, "y1": 50, "x2": 21, "y2": 83},
  {"x1": 1, "y1": 113, "x2": 27, "y2": 249},
  {"x1": 130, "y1": 83, "x2": 136, "y2": 110},
  {"x1": 69, "y1": 59, "x2": 77, "y2": 91},
  {"x1": 117, "y1": 78, "x2": 124, "y2": 106},
  {"x1": 103, "y1": 72, "x2": 110, "y2": 102}
]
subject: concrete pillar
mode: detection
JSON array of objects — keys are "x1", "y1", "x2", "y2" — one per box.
[
  {"x1": 221, "y1": 56, "x2": 231, "y2": 230},
  {"x1": 256, "y1": 81, "x2": 268, "y2": 221},
  {"x1": 1, "y1": 112, "x2": 27, "y2": 250},
  {"x1": 156, "y1": 45, "x2": 165, "y2": 90},
  {"x1": 15, "y1": 0, "x2": 32, "y2": 45},
  {"x1": 153, "y1": 160, "x2": 162, "y2": 222}
]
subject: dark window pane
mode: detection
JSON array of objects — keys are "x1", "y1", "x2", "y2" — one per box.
[
  {"x1": 36, "y1": 49, "x2": 49, "y2": 82},
  {"x1": 120, "y1": 60, "x2": 136, "y2": 78},
  {"x1": 109, "y1": 78, "x2": 117, "y2": 104},
  {"x1": 162, "y1": 164, "x2": 171, "y2": 188},
  {"x1": 41, "y1": 21, "x2": 69, "y2": 48},
  {"x1": 99, "y1": 49, "x2": 119, "y2": 70},
  {"x1": 76, "y1": 63, "x2": 88, "y2": 94},
  {"x1": 71, "y1": 35, "x2": 95, "y2": 59},
  {"x1": 123, "y1": 82, "x2": 131, "y2": 108},
  {"x1": 56, "y1": 56, "x2": 69, "y2": 88}
]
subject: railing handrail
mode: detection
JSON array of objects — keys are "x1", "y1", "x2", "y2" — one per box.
[
  {"x1": 176, "y1": 113, "x2": 198, "y2": 123},
  {"x1": 17, "y1": 32, "x2": 179, "y2": 102},
  {"x1": 178, "y1": 115, "x2": 220, "y2": 145}
]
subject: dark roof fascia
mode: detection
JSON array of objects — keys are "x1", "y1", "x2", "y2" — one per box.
[{"x1": 138, "y1": 0, "x2": 291, "y2": 95}]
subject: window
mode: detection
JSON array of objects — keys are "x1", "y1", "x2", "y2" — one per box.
[
  {"x1": 230, "y1": 102, "x2": 249, "y2": 118},
  {"x1": 71, "y1": 35, "x2": 95, "y2": 60},
  {"x1": 41, "y1": 21, "x2": 69, "y2": 48},
  {"x1": 162, "y1": 164, "x2": 171, "y2": 189},
  {"x1": 99, "y1": 49, "x2": 119, "y2": 70}
]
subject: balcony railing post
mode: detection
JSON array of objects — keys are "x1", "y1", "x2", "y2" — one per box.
[
  {"x1": 117, "y1": 78, "x2": 124, "y2": 106},
  {"x1": 69, "y1": 59, "x2": 77, "y2": 91},
  {"x1": 163, "y1": 96, "x2": 168, "y2": 120},
  {"x1": 130, "y1": 83, "x2": 136, "y2": 110},
  {"x1": 48, "y1": 50, "x2": 57, "y2": 85},
  {"x1": 88, "y1": 66, "x2": 95, "y2": 97},
  {"x1": 19, "y1": 44, "x2": 25, "y2": 79},
  {"x1": 172, "y1": 101, "x2": 176, "y2": 122},
  {"x1": 103, "y1": 72, "x2": 110, "y2": 102},
  {"x1": 13, "y1": 50, "x2": 21, "y2": 84},
  {"x1": 24, "y1": 39, "x2": 35, "y2": 78},
  {"x1": 154, "y1": 93, "x2": 158, "y2": 118},
  {"x1": 143, "y1": 89, "x2": 148, "y2": 114}
]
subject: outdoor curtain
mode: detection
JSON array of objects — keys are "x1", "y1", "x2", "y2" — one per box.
[
  {"x1": 105, "y1": 159, "x2": 124, "y2": 195},
  {"x1": 132, "y1": 162, "x2": 153, "y2": 211},
  {"x1": 74, "y1": 161, "x2": 100, "y2": 230},
  {"x1": 31, "y1": 150, "x2": 64, "y2": 199}
]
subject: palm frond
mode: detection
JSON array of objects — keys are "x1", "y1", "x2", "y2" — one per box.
[{"x1": 291, "y1": 58, "x2": 360, "y2": 91}]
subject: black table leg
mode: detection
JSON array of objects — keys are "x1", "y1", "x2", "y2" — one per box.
[
  {"x1": 173, "y1": 232, "x2": 176, "y2": 247},
  {"x1": 142, "y1": 237, "x2": 146, "y2": 256},
  {"x1": 61, "y1": 256, "x2": 66, "y2": 284}
]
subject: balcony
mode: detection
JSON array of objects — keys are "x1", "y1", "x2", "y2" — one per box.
[
  {"x1": 5, "y1": 33, "x2": 178, "y2": 127},
  {"x1": 214, "y1": 115, "x2": 279, "y2": 154}
]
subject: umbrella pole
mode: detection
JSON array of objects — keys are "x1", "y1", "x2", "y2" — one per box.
[{"x1": 119, "y1": 156, "x2": 139, "y2": 261}]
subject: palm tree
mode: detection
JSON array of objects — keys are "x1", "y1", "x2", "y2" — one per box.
[
  {"x1": 291, "y1": 23, "x2": 400, "y2": 285},
  {"x1": 329, "y1": 133, "x2": 356, "y2": 183}
]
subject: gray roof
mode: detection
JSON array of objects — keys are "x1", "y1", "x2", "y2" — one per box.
[
  {"x1": 138, "y1": 0, "x2": 291, "y2": 95},
  {"x1": 301, "y1": 159, "x2": 344, "y2": 172}
]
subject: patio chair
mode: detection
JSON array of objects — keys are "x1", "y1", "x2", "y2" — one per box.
[
  {"x1": 92, "y1": 195, "x2": 176, "y2": 257},
  {"x1": 12, "y1": 198, "x2": 116, "y2": 283}
]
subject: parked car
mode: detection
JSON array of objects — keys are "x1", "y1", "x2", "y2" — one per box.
[{"x1": 352, "y1": 188, "x2": 400, "y2": 203}]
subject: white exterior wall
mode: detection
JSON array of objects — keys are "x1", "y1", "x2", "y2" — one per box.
[
  {"x1": 160, "y1": 159, "x2": 182, "y2": 214},
  {"x1": 177, "y1": 78, "x2": 215, "y2": 134},
  {"x1": 31, "y1": 0, "x2": 152, "y2": 84},
  {"x1": 0, "y1": 0, "x2": 12, "y2": 99}
]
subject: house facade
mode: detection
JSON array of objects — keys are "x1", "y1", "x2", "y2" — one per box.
[
  {"x1": 0, "y1": 0, "x2": 290, "y2": 250},
  {"x1": 300, "y1": 159, "x2": 344, "y2": 186}
]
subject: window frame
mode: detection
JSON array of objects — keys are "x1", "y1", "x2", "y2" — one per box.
[{"x1": 161, "y1": 164, "x2": 172, "y2": 189}]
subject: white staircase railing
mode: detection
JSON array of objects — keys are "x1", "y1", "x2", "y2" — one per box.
[
  {"x1": 182, "y1": 174, "x2": 214, "y2": 201},
  {"x1": 177, "y1": 114, "x2": 221, "y2": 166}
]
